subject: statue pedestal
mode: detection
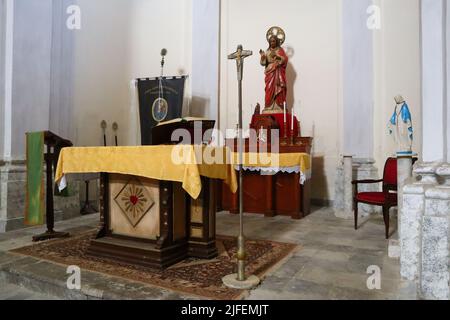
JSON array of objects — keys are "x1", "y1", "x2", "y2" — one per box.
[
  {"x1": 250, "y1": 113, "x2": 299, "y2": 140},
  {"x1": 388, "y1": 152, "x2": 414, "y2": 259}
]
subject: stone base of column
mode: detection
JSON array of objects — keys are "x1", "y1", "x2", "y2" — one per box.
[
  {"x1": 388, "y1": 238, "x2": 401, "y2": 258},
  {"x1": 420, "y1": 165, "x2": 450, "y2": 300},
  {"x1": 0, "y1": 162, "x2": 81, "y2": 233},
  {"x1": 399, "y1": 162, "x2": 439, "y2": 278},
  {"x1": 334, "y1": 158, "x2": 380, "y2": 219},
  {"x1": 421, "y1": 210, "x2": 449, "y2": 300},
  {"x1": 398, "y1": 162, "x2": 450, "y2": 299}
]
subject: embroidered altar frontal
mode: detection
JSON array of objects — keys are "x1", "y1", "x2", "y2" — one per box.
[{"x1": 55, "y1": 146, "x2": 238, "y2": 269}]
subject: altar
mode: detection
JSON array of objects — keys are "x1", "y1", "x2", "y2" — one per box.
[
  {"x1": 218, "y1": 138, "x2": 312, "y2": 219},
  {"x1": 55, "y1": 145, "x2": 237, "y2": 269},
  {"x1": 218, "y1": 113, "x2": 313, "y2": 220}
]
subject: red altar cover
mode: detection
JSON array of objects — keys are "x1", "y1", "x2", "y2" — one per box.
[{"x1": 251, "y1": 113, "x2": 300, "y2": 138}]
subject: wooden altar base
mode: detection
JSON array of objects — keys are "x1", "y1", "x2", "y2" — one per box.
[
  {"x1": 87, "y1": 237, "x2": 188, "y2": 270},
  {"x1": 88, "y1": 173, "x2": 219, "y2": 270},
  {"x1": 188, "y1": 240, "x2": 218, "y2": 260}
]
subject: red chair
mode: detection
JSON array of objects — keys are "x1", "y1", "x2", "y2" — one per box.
[{"x1": 352, "y1": 158, "x2": 397, "y2": 239}]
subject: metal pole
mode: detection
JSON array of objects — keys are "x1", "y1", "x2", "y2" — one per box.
[
  {"x1": 45, "y1": 145, "x2": 54, "y2": 233},
  {"x1": 237, "y1": 75, "x2": 246, "y2": 281},
  {"x1": 222, "y1": 45, "x2": 259, "y2": 289}
]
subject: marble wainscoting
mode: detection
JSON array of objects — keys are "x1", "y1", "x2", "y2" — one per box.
[
  {"x1": 0, "y1": 162, "x2": 81, "y2": 232},
  {"x1": 401, "y1": 162, "x2": 450, "y2": 300}
]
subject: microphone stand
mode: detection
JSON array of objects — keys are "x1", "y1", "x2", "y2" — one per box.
[
  {"x1": 158, "y1": 51, "x2": 165, "y2": 116},
  {"x1": 113, "y1": 122, "x2": 119, "y2": 146},
  {"x1": 161, "y1": 55, "x2": 165, "y2": 78}
]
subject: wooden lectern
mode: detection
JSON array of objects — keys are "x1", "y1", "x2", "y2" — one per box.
[{"x1": 33, "y1": 131, "x2": 73, "y2": 242}]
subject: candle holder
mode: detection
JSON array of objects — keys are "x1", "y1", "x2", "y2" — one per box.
[
  {"x1": 295, "y1": 120, "x2": 303, "y2": 146},
  {"x1": 288, "y1": 137, "x2": 294, "y2": 146},
  {"x1": 288, "y1": 114, "x2": 295, "y2": 146},
  {"x1": 281, "y1": 121, "x2": 288, "y2": 146},
  {"x1": 289, "y1": 129, "x2": 294, "y2": 146}
]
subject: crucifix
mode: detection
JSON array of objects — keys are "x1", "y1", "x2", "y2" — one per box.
[{"x1": 222, "y1": 45, "x2": 260, "y2": 289}]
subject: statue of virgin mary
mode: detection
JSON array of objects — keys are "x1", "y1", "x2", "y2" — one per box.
[{"x1": 388, "y1": 95, "x2": 414, "y2": 154}]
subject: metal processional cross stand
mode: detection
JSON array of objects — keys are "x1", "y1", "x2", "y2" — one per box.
[{"x1": 222, "y1": 45, "x2": 260, "y2": 289}]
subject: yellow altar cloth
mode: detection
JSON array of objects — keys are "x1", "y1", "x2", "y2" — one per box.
[
  {"x1": 231, "y1": 152, "x2": 311, "y2": 172},
  {"x1": 55, "y1": 146, "x2": 237, "y2": 199}
]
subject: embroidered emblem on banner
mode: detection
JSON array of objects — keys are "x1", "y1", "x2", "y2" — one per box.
[{"x1": 152, "y1": 98, "x2": 169, "y2": 122}]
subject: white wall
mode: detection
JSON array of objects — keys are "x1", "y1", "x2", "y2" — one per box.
[
  {"x1": 11, "y1": 0, "x2": 53, "y2": 158},
  {"x1": 219, "y1": 0, "x2": 423, "y2": 201},
  {"x1": 72, "y1": 0, "x2": 131, "y2": 147},
  {"x1": 49, "y1": 0, "x2": 77, "y2": 143},
  {"x1": 342, "y1": 0, "x2": 373, "y2": 158},
  {"x1": 220, "y1": 0, "x2": 342, "y2": 201},
  {"x1": 373, "y1": 0, "x2": 422, "y2": 168},
  {"x1": 421, "y1": 0, "x2": 446, "y2": 162},
  {"x1": 0, "y1": 0, "x2": 425, "y2": 203},
  {"x1": 447, "y1": 0, "x2": 450, "y2": 162},
  {"x1": 6, "y1": 0, "x2": 420, "y2": 203},
  {"x1": 0, "y1": 0, "x2": 5, "y2": 159},
  {"x1": 72, "y1": 0, "x2": 192, "y2": 147},
  {"x1": 191, "y1": 0, "x2": 220, "y2": 120},
  {"x1": 0, "y1": 0, "x2": 77, "y2": 160}
]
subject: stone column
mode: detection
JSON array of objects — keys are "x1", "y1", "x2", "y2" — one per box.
[
  {"x1": 342, "y1": 0, "x2": 374, "y2": 159},
  {"x1": 400, "y1": 163, "x2": 438, "y2": 280},
  {"x1": 191, "y1": 0, "x2": 220, "y2": 120},
  {"x1": 447, "y1": 0, "x2": 450, "y2": 162},
  {"x1": 334, "y1": 158, "x2": 379, "y2": 218},
  {"x1": 336, "y1": 156, "x2": 353, "y2": 219},
  {"x1": 421, "y1": 0, "x2": 447, "y2": 162},
  {"x1": 336, "y1": 0, "x2": 377, "y2": 218},
  {"x1": 344, "y1": 156, "x2": 354, "y2": 218},
  {"x1": 420, "y1": 164, "x2": 450, "y2": 300}
]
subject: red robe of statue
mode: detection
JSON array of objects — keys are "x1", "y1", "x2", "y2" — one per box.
[{"x1": 263, "y1": 47, "x2": 288, "y2": 109}]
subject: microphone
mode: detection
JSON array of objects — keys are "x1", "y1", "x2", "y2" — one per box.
[
  {"x1": 160, "y1": 48, "x2": 167, "y2": 70},
  {"x1": 160, "y1": 48, "x2": 167, "y2": 77}
]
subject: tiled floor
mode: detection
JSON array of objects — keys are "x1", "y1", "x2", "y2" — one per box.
[
  {"x1": 0, "y1": 207, "x2": 417, "y2": 300},
  {"x1": 215, "y1": 207, "x2": 417, "y2": 300},
  {"x1": 0, "y1": 283, "x2": 58, "y2": 300}
]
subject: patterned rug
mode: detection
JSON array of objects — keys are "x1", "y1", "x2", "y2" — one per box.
[{"x1": 11, "y1": 230, "x2": 298, "y2": 300}]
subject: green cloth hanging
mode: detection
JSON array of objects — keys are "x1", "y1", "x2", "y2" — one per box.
[{"x1": 25, "y1": 132, "x2": 45, "y2": 226}]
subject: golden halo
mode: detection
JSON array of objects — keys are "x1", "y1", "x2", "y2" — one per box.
[{"x1": 266, "y1": 26, "x2": 286, "y2": 46}]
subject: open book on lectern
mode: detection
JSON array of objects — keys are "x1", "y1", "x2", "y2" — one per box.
[{"x1": 152, "y1": 117, "x2": 216, "y2": 146}]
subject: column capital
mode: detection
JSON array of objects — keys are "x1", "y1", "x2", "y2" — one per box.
[{"x1": 436, "y1": 163, "x2": 450, "y2": 185}]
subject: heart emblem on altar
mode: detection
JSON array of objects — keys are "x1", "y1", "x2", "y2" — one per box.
[
  {"x1": 114, "y1": 178, "x2": 155, "y2": 228},
  {"x1": 129, "y1": 195, "x2": 139, "y2": 206}
]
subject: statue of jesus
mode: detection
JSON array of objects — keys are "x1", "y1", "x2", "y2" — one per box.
[{"x1": 259, "y1": 27, "x2": 288, "y2": 113}]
